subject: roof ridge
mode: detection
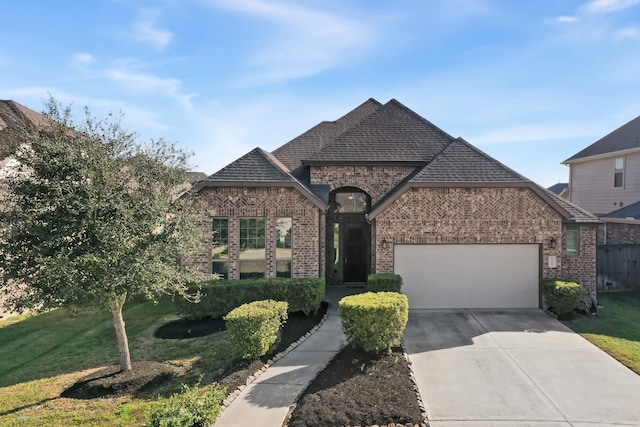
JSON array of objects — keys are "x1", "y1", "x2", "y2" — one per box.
[{"x1": 384, "y1": 98, "x2": 455, "y2": 140}]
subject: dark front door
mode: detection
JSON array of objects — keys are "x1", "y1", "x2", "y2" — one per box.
[{"x1": 344, "y1": 222, "x2": 368, "y2": 283}]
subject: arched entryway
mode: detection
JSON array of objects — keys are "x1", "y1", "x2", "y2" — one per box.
[{"x1": 326, "y1": 187, "x2": 371, "y2": 286}]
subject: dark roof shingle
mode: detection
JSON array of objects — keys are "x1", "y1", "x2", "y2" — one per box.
[
  {"x1": 602, "y1": 200, "x2": 640, "y2": 220},
  {"x1": 272, "y1": 98, "x2": 382, "y2": 171},
  {"x1": 564, "y1": 115, "x2": 640, "y2": 163},
  {"x1": 303, "y1": 99, "x2": 454, "y2": 164},
  {"x1": 208, "y1": 147, "x2": 294, "y2": 182},
  {"x1": 410, "y1": 138, "x2": 527, "y2": 183}
]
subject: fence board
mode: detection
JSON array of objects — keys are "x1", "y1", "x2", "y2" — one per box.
[{"x1": 597, "y1": 245, "x2": 640, "y2": 291}]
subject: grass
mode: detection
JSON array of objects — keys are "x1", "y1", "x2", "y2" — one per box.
[
  {"x1": 0, "y1": 297, "x2": 234, "y2": 426},
  {"x1": 564, "y1": 290, "x2": 640, "y2": 375}
]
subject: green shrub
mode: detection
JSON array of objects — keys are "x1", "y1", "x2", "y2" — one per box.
[
  {"x1": 146, "y1": 382, "x2": 226, "y2": 427},
  {"x1": 338, "y1": 292, "x2": 409, "y2": 353},
  {"x1": 367, "y1": 273, "x2": 403, "y2": 292},
  {"x1": 175, "y1": 278, "x2": 324, "y2": 320},
  {"x1": 542, "y1": 279, "x2": 582, "y2": 316},
  {"x1": 224, "y1": 300, "x2": 288, "y2": 359}
]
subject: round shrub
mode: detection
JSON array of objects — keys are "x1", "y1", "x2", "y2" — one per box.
[
  {"x1": 338, "y1": 292, "x2": 409, "y2": 353},
  {"x1": 542, "y1": 279, "x2": 582, "y2": 317},
  {"x1": 146, "y1": 382, "x2": 226, "y2": 427},
  {"x1": 224, "y1": 300, "x2": 288, "y2": 359}
]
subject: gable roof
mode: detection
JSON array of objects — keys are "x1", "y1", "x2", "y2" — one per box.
[
  {"x1": 191, "y1": 147, "x2": 325, "y2": 209},
  {"x1": 0, "y1": 100, "x2": 48, "y2": 159},
  {"x1": 272, "y1": 98, "x2": 382, "y2": 171},
  {"x1": 303, "y1": 99, "x2": 454, "y2": 165},
  {"x1": 208, "y1": 147, "x2": 294, "y2": 182},
  {"x1": 547, "y1": 183, "x2": 569, "y2": 195},
  {"x1": 409, "y1": 138, "x2": 527, "y2": 183},
  {"x1": 563, "y1": 114, "x2": 640, "y2": 163}
]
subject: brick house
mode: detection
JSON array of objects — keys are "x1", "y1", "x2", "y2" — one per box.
[{"x1": 188, "y1": 99, "x2": 599, "y2": 309}]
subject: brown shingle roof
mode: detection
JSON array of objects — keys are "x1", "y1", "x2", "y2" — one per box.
[
  {"x1": 0, "y1": 100, "x2": 48, "y2": 159},
  {"x1": 564, "y1": 114, "x2": 640, "y2": 163},
  {"x1": 303, "y1": 99, "x2": 454, "y2": 165},
  {"x1": 410, "y1": 138, "x2": 528, "y2": 183},
  {"x1": 272, "y1": 98, "x2": 382, "y2": 171},
  {"x1": 208, "y1": 147, "x2": 294, "y2": 182}
]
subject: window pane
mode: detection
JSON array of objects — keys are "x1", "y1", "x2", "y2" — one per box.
[
  {"x1": 212, "y1": 261, "x2": 228, "y2": 280},
  {"x1": 566, "y1": 230, "x2": 578, "y2": 256},
  {"x1": 614, "y1": 157, "x2": 624, "y2": 188},
  {"x1": 276, "y1": 260, "x2": 292, "y2": 278},
  {"x1": 333, "y1": 223, "x2": 340, "y2": 274},
  {"x1": 334, "y1": 192, "x2": 368, "y2": 213},
  {"x1": 212, "y1": 218, "x2": 228, "y2": 260},
  {"x1": 240, "y1": 218, "x2": 265, "y2": 260},
  {"x1": 240, "y1": 260, "x2": 266, "y2": 279},
  {"x1": 276, "y1": 217, "x2": 292, "y2": 260}
]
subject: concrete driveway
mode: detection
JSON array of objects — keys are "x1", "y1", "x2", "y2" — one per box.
[{"x1": 404, "y1": 309, "x2": 640, "y2": 427}]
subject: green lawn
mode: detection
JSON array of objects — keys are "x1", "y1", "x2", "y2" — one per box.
[
  {"x1": 0, "y1": 298, "x2": 232, "y2": 426},
  {"x1": 564, "y1": 290, "x2": 640, "y2": 375}
]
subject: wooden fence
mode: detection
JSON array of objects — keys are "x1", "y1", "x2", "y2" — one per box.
[{"x1": 597, "y1": 245, "x2": 640, "y2": 291}]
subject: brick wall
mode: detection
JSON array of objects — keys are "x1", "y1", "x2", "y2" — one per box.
[
  {"x1": 598, "y1": 221, "x2": 640, "y2": 245},
  {"x1": 310, "y1": 165, "x2": 416, "y2": 204},
  {"x1": 374, "y1": 187, "x2": 597, "y2": 294},
  {"x1": 185, "y1": 186, "x2": 321, "y2": 279},
  {"x1": 561, "y1": 225, "x2": 597, "y2": 295}
]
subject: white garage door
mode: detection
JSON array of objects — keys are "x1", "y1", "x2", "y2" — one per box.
[{"x1": 394, "y1": 244, "x2": 540, "y2": 309}]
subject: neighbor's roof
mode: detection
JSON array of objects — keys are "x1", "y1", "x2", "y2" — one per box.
[
  {"x1": 547, "y1": 183, "x2": 569, "y2": 195},
  {"x1": 564, "y1": 114, "x2": 640, "y2": 163},
  {"x1": 0, "y1": 100, "x2": 48, "y2": 159},
  {"x1": 602, "y1": 200, "x2": 640, "y2": 220},
  {"x1": 303, "y1": 99, "x2": 454, "y2": 165}
]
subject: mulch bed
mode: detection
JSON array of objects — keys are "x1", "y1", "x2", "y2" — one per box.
[
  {"x1": 286, "y1": 346, "x2": 425, "y2": 427},
  {"x1": 60, "y1": 302, "x2": 427, "y2": 427}
]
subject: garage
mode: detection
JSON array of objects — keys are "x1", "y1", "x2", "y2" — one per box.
[{"x1": 394, "y1": 244, "x2": 540, "y2": 309}]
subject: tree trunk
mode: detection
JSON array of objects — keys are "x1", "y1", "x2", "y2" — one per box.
[{"x1": 110, "y1": 292, "x2": 132, "y2": 372}]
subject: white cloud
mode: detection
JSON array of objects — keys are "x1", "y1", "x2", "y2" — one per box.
[
  {"x1": 614, "y1": 27, "x2": 639, "y2": 38},
  {"x1": 130, "y1": 18, "x2": 173, "y2": 51},
  {"x1": 205, "y1": 0, "x2": 375, "y2": 82},
  {"x1": 556, "y1": 16, "x2": 579, "y2": 23},
  {"x1": 584, "y1": 0, "x2": 640, "y2": 13}
]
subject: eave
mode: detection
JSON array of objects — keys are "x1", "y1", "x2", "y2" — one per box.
[{"x1": 562, "y1": 146, "x2": 640, "y2": 165}]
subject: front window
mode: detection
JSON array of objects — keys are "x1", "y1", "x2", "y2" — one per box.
[
  {"x1": 240, "y1": 218, "x2": 266, "y2": 279},
  {"x1": 276, "y1": 218, "x2": 292, "y2": 278},
  {"x1": 333, "y1": 191, "x2": 368, "y2": 213},
  {"x1": 566, "y1": 229, "x2": 579, "y2": 256},
  {"x1": 614, "y1": 156, "x2": 624, "y2": 188},
  {"x1": 212, "y1": 218, "x2": 229, "y2": 279}
]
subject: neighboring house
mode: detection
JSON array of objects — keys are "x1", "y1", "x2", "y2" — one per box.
[
  {"x1": 548, "y1": 183, "x2": 569, "y2": 199},
  {"x1": 563, "y1": 115, "x2": 640, "y2": 247},
  {"x1": 187, "y1": 98, "x2": 599, "y2": 309}
]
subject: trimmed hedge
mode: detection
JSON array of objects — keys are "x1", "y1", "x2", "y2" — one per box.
[
  {"x1": 367, "y1": 273, "x2": 403, "y2": 292},
  {"x1": 175, "y1": 278, "x2": 324, "y2": 319},
  {"x1": 338, "y1": 292, "x2": 409, "y2": 353},
  {"x1": 146, "y1": 382, "x2": 226, "y2": 427},
  {"x1": 224, "y1": 300, "x2": 289, "y2": 359},
  {"x1": 542, "y1": 279, "x2": 582, "y2": 316}
]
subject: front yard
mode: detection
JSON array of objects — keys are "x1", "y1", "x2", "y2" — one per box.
[{"x1": 564, "y1": 290, "x2": 640, "y2": 375}]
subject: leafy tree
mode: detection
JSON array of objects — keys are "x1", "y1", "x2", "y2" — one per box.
[{"x1": 0, "y1": 98, "x2": 206, "y2": 371}]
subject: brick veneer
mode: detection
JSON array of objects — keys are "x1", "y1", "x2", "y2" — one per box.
[
  {"x1": 597, "y1": 221, "x2": 640, "y2": 245},
  {"x1": 187, "y1": 186, "x2": 322, "y2": 279},
  {"x1": 373, "y1": 187, "x2": 597, "y2": 295},
  {"x1": 310, "y1": 165, "x2": 416, "y2": 204}
]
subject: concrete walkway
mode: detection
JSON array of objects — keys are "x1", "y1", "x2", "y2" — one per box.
[
  {"x1": 404, "y1": 309, "x2": 640, "y2": 427},
  {"x1": 213, "y1": 287, "x2": 359, "y2": 427}
]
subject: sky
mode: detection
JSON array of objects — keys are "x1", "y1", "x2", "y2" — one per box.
[{"x1": 2, "y1": 0, "x2": 640, "y2": 187}]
